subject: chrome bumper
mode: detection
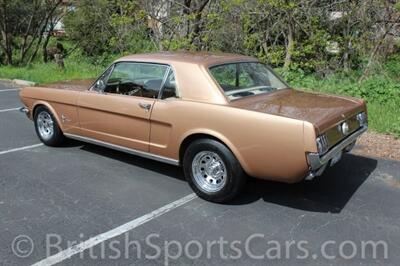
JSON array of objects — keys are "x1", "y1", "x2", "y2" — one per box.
[
  {"x1": 19, "y1": 106, "x2": 30, "y2": 117},
  {"x1": 307, "y1": 125, "x2": 368, "y2": 172}
]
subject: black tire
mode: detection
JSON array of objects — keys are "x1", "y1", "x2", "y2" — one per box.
[
  {"x1": 34, "y1": 106, "x2": 65, "y2": 146},
  {"x1": 183, "y1": 139, "x2": 246, "y2": 203}
]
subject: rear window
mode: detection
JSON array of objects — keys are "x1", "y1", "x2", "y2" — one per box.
[{"x1": 209, "y1": 62, "x2": 288, "y2": 100}]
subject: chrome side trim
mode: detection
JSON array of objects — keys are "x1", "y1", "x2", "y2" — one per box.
[
  {"x1": 307, "y1": 125, "x2": 368, "y2": 170},
  {"x1": 64, "y1": 133, "x2": 180, "y2": 166}
]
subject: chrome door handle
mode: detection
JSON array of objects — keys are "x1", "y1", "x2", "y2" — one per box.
[{"x1": 138, "y1": 102, "x2": 152, "y2": 111}]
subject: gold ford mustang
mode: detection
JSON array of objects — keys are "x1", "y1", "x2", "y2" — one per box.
[{"x1": 19, "y1": 52, "x2": 368, "y2": 202}]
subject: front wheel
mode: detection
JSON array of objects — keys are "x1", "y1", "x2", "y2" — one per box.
[
  {"x1": 183, "y1": 139, "x2": 246, "y2": 203},
  {"x1": 34, "y1": 106, "x2": 65, "y2": 146}
]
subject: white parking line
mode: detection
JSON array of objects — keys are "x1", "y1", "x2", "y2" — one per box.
[
  {"x1": 32, "y1": 193, "x2": 197, "y2": 266},
  {"x1": 0, "y1": 143, "x2": 44, "y2": 155},
  {"x1": 0, "y1": 88, "x2": 19, "y2": 92},
  {"x1": 0, "y1": 107, "x2": 20, "y2": 113}
]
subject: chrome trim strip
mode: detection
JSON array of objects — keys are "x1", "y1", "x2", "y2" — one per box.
[
  {"x1": 307, "y1": 125, "x2": 368, "y2": 170},
  {"x1": 64, "y1": 133, "x2": 180, "y2": 166}
]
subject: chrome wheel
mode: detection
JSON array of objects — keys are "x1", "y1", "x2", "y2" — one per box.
[
  {"x1": 192, "y1": 151, "x2": 227, "y2": 193},
  {"x1": 37, "y1": 111, "x2": 54, "y2": 141}
]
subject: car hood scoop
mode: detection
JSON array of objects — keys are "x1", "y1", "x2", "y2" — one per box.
[{"x1": 230, "y1": 88, "x2": 364, "y2": 133}]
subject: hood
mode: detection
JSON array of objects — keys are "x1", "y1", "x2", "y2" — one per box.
[
  {"x1": 230, "y1": 88, "x2": 365, "y2": 133},
  {"x1": 38, "y1": 79, "x2": 95, "y2": 91}
]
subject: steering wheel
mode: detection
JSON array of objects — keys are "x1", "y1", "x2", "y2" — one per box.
[
  {"x1": 124, "y1": 82, "x2": 144, "y2": 97},
  {"x1": 127, "y1": 87, "x2": 143, "y2": 96}
]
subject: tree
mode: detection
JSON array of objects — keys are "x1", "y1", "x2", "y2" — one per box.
[
  {"x1": 8, "y1": 0, "x2": 397, "y2": 76},
  {"x1": 0, "y1": 0, "x2": 62, "y2": 65},
  {"x1": 64, "y1": 0, "x2": 148, "y2": 58}
]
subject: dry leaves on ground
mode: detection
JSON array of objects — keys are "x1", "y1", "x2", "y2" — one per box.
[{"x1": 353, "y1": 131, "x2": 400, "y2": 161}]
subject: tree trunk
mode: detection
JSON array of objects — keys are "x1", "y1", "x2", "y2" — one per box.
[
  {"x1": 189, "y1": 0, "x2": 210, "y2": 49},
  {"x1": 183, "y1": 0, "x2": 191, "y2": 38},
  {"x1": 27, "y1": 22, "x2": 47, "y2": 65},
  {"x1": 343, "y1": 40, "x2": 352, "y2": 72},
  {"x1": 27, "y1": 1, "x2": 61, "y2": 65},
  {"x1": 358, "y1": 25, "x2": 392, "y2": 83},
  {"x1": 20, "y1": 11, "x2": 35, "y2": 63},
  {"x1": 1, "y1": 31, "x2": 12, "y2": 65},
  {"x1": 42, "y1": 22, "x2": 54, "y2": 63},
  {"x1": 284, "y1": 16, "x2": 294, "y2": 70},
  {"x1": 0, "y1": 2, "x2": 12, "y2": 65},
  {"x1": 4, "y1": 46, "x2": 12, "y2": 65}
]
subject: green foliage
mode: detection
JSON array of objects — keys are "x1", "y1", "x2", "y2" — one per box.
[
  {"x1": 278, "y1": 58, "x2": 400, "y2": 137},
  {"x1": 1, "y1": 0, "x2": 399, "y2": 137},
  {"x1": 0, "y1": 53, "x2": 398, "y2": 137},
  {"x1": 63, "y1": 0, "x2": 152, "y2": 57},
  {"x1": 63, "y1": 0, "x2": 111, "y2": 55},
  {"x1": 395, "y1": 0, "x2": 400, "y2": 11}
]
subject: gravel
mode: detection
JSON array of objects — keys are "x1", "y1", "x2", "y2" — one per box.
[{"x1": 353, "y1": 131, "x2": 400, "y2": 161}]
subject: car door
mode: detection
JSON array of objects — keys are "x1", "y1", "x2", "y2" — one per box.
[
  {"x1": 77, "y1": 62, "x2": 169, "y2": 152},
  {"x1": 149, "y1": 69, "x2": 182, "y2": 157}
]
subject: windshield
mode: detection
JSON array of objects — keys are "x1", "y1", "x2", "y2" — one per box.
[{"x1": 209, "y1": 62, "x2": 288, "y2": 100}]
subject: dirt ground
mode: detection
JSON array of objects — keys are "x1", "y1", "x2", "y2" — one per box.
[{"x1": 353, "y1": 131, "x2": 400, "y2": 161}]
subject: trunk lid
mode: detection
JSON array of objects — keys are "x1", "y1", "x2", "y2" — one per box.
[{"x1": 230, "y1": 88, "x2": 365, "y2": 133}]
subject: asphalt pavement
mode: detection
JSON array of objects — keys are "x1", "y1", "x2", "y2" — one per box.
[{"x1": 0, "y1": 81, "x2": 399, "y2": 265}]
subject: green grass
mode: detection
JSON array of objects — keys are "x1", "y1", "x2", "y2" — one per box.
[
  {"x1": 0, "y1": 55, "x2": 398, "y2": 137},
  {"x1": 368, "y1": 101, "x2": 399, "y2": 135},
  {"x1": 0, "y1": 58, "x2": 103, "y2": 84}
]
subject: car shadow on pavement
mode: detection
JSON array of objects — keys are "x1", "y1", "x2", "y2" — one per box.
[
  {"x1": 76, "y1": 142, "x2": 377, "y2": 213},
  {"x1": 78, "y1": 142, "x2": 186, "y2": 181},
  {"x1": 59, "y1": 139, "x2": 85, "y2": 148},
  {"x1": 230, "y1": 154, "x2": 378, "y2": 213}
]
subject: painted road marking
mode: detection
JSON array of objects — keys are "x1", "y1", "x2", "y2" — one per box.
[
  {"x1": 0, "y1": 88, "x2": 19, "y2": 92},
  {"x1": 0, "y1": 143, "x2": 44, "y2": 155},
  {"x1": 0, "y1": 107, "x2": 20, "y2": 113},
  {"x1": 32, "y1": 193, "x2": 198, "y2": 266}
]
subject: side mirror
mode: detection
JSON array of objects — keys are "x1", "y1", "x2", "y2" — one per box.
[{"x1": 96, "y1": 79, "x2": 106, "y2": 91}]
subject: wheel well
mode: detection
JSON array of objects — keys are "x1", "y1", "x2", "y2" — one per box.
[
  {"x1": 32, "y1": 104, "x2": 45, "y2": 118},
  {"x1": 179, "y1": 133, "x2": 228, "y2": 164}
]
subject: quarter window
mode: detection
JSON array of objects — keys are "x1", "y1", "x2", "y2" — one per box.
[
  {"x1": 160, "y1": 70, "x2": 177, "y2": 99},
  {"x1": 104, "y1": 62, "x2": 169, "y2": 98}
]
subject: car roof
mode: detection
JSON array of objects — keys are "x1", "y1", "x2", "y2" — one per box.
[{"x1": 115, "y1": 51, "x2": 257, "y2": 67}]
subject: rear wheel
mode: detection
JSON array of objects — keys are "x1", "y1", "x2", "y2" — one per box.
[
  {"x1": 183, "y1": 139, "x2": 246, "y2": 203},
  {"x1": 34, "y1": 106, "x2": 65, "y2": 146}
]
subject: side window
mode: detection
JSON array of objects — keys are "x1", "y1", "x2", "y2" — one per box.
[
  {"x1": 104, "y1": 62, "x2": 169, "y2": 98},
  {"x1": 160, "y1": 70, "x2": 177, "y2": 99}
]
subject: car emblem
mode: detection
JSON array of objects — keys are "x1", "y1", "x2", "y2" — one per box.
[
  {"x1": 61, "y1": 114, "x2": 71, "y2": 123},
  {"x1": 341, "y1": 122, "x2": 349, "y2": 135}
]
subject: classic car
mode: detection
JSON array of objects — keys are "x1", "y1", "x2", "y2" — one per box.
[{"x1": 19, "y1": 52, "x2": 368, "y2": 202}]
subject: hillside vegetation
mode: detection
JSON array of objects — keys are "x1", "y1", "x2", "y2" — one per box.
[{"x1": 0, "y1": 0, "x2": 399, "y2": 136}]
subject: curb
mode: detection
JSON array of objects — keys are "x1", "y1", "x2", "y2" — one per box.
[
  {"x1": 0, "y1": 78, "x2": 15, "y2": 84},
  {"x1": 12, "y1": 79, "x2": 36, "y2": 86}
]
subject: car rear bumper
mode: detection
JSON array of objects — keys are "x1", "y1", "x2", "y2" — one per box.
[{"x1": 306, "y1": 125, "x2": 368, "y2": 179}]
